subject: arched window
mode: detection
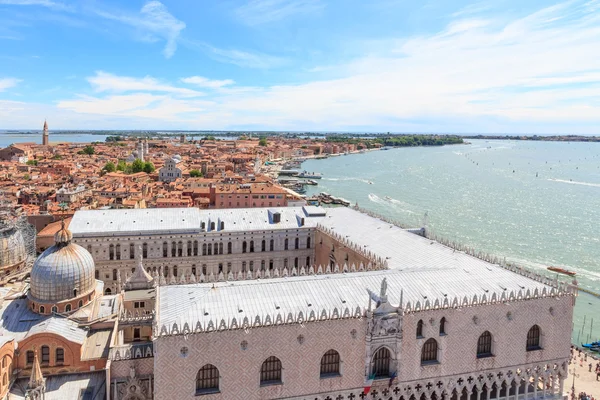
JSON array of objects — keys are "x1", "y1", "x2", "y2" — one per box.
[
  {"x1": 421, "y1": 339, "x2": 438, "y2": 364},
  {"x1": 171, "y1": 241, "x2": 177, "y2": 257},
  {"x1": 439, "y1": 317, "x2": 446, "y2": 335},
  {"x1": 526, "y1": 325, "x2": 541, "y2": 351},
  {"x1": 196, "y1": 364, "x2": 219, "y2": 394},
  {"x1": 260, "y1": 356, "x2": 282, "y2": 385},
  {"x1": 56, "y1": 348, "x2": 64, "y2": 364},
  {"x1": 294, "y1": 257, "x2": 298, "y2": 268},
  {"x1": 213, "y1": 243, "x2": 218, "y2": 255},
  {"x1": 295, "y1": 237, "x2": 299, "y2": 249},
  {"x1": 51, "y1": 306, "x2": 57, "y2": 313},
  {"x1": 164, "y1": 266, "x2": 169, "y2": 277},
  {"x1": 178, "y1": 241, "x2": 183, "y2": 257},
  {"x1": 109, "y1": 244, "x2": 114, "y2": 260},
  {"x1": 320, "y1": 349, "x2": 340, "y2": 377},
  {"x1": 269, "y1": 239, "x2": 274, "y2": 251},
  {"x1": 227, "y1": 242, "x2": 232, "y2": 254},
  {"x1": 307, "y1": 237, "x2": 311, "y2": 248},
  {"x1": 26, "y1": 351, "x2": 34, "y2": 365},
  {"x1": 261, "y1": 260, "x2": 265, "y2": 271},
  {"x1": 65, "y1": 304, "x2": 71, "y2": 312},
  {"x1": 202, "y1": 243, "x2": 207, "y2": 256},
  {"x1": 115, "y1": 244, "x2": 121, "y2": 260},
  {"x1": 163, "y1": 242, "x2": 168, "y2": 257},
  {"x1": 173, "y1": 266, "x2": 178, "y2": 277},
  {"x1": 187, "y1": 241, "x2": 192, "y2": 257},
  {"x1": 249, "y1": 261, "x2": 254, "y2": 272},
  {"x1": 242, "y1": 262, "x2": 246, "y2": 272},
  {"x1": 143, "y1": 243, "x2": 148, "y2": 258},
  {"x1": 112, "y1": 269, "x2": 117, "y2": 281},
  {"x1": 210, "y1": 222, "x2": 215, "y2": 231},
  {"x1": 219, "y1": 242, "x2": 223, "y2": 255},
  {"x1": 193, "y1": 241, "x2": 199, "y2": 256},
  {"x1": 261, "y1": 240, "x2": 266, "y2": 252},
  {"x1": 129, "y1": 243, "x2": 135, "y2": 259},
  {"x1": 250, "y1": 241, "x2": 254, "y2": 253},
  {"x1": 477, "y1": 331, "x2": 493, "y2": 358},
  {"x1": 284, "y1": 238, "x2": 289, "y2": 250},
  {"x1": 39, "y1": 306, "x2": 45, "y2": 314},
  {"x1": 105, "y1": 288, "x2": 112, "y2": 295},
  {"x1": 371, "y1": 347, "x2": 391, "y2": 378},
  {"x1": 306, "y1": 256, "x2": 310, "y2": 267},
  {"x1": 41, "y1": 346, "x2": 50, "y2": 364},
  {"x1": 78, "y1": 300, "x2": 83, "y2": 308},
  {"x1": 416, "y1": 319, "x2": 424, "y2": 338},
  {"x1": 242, "y1": 241, "x2": 247, "y2": 253}
]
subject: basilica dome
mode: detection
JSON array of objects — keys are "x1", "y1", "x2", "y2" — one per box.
[
  {"x1": 30, "y1": 221, "x2": 95, "y2": 303},
  {"x1": 0, "y1": 225, "x2": 27, "y2": 271}
]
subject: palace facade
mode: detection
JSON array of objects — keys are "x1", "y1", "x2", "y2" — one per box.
[{"x1": 0, "y1": 206, "x2": 576, "y2": 400}]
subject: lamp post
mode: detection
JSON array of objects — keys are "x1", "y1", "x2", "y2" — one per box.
[{"x1": 568, "y1": 366, "x2": 579, "y2": 400}]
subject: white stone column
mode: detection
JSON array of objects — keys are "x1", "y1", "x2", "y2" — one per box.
[
  {"x1": 541, "y1": 376, "x2": 546, "y2": 399},
  {"x1": 549, "y1": 376, "x2": 555, "y2": 398},
  {"x1": 558, "y1": 375, "x2": 564, "y2": 399},
  {"x1": 533, "y1": 375, "x2": 538, "y2": 400}
]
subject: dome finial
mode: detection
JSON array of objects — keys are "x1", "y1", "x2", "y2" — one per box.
[{"x1": 54, "y1": 216, "x2": 72, "y2": 245}]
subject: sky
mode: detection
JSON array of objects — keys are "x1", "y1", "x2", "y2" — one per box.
[{"x1": 0, "y1": 0, "x2": 599, "y2": 133}]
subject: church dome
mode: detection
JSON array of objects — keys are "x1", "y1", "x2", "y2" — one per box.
[
  {"x1": 30, "y1": 221, "x2": 95, "y2": 302},
  {"x1": 0, "y1": 225, "x2": 27, "y2": 270}
]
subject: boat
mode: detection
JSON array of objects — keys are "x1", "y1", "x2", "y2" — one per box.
[
  {"x1": 368, "y1": 181, "x2": 373, "y2": 185},
  {"x1": 298, "y1": 171, "x2": 322, "y2": 179},
  {"x1": 582, "y1": 341, "x2": 600, "y2": 349},
  {"x1": 547, "y1": 266, "x2": 576, "y2": 276},
  {"x1": 304, "y1": 179, "x2": 318, "y2": 186},
  {"x1": 384, "y1": 196, "x2": 392, "y2": 201}
]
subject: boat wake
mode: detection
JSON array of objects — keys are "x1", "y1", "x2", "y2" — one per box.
[
  {"x1": 548, "y1": 178, "x2": 600, "y2": 188},
  {"x1": 368, "y1": 193, "x2": 416, "y2": 214},
  {"x1": 368, "y1": 193, "x2": 385, "y2": 204}
]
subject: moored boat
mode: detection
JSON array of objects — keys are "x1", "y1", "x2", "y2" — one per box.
[{"x1": 547, "y1": 266, "x2": 576, "y2": 276}]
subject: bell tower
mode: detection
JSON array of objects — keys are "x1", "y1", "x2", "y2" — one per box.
[{"x1": 42, "y1": 120, "x2": 49, "y2": 146}]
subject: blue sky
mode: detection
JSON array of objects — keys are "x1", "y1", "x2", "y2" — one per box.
[{"x1": 0, "y1": 0, "x2": 599, "y2": 133}]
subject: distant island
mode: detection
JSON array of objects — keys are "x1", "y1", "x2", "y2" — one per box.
[{"x1": 461, "y1": 134, "x2": 600, "y2": 142}]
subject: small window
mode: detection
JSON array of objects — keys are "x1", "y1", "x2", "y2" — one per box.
[
  {"x1": 526, "y1": 325, "x2": 541, "y2": 351},
  {"x1": 320, "y1": 349, "x2": 340, "y2": 378},
  {"x1": 294, "y1": 237, "x2": 299, "y2": 249},
  {"x1": 41, "y1": 346, "x2": 50, "y2": 364},
  {"x1": 65, "y1": 304, "x2": 71, "y2": 312},
  {"x1": 56, "y1": 348, "x2": 64, "y2": 364},
  {"x1": 196, "y1": 364, "x2": 219, "y2": 394},
  {"x1": 372, "y1": 347, "x2": 391, "y2": 378},
  {"x1": 416, "y1": 319, "x2": 424, "y2": 338},
  {"x1": 51, "y1": 306, "x2": 57, "y2": 313},
  {"x1": 477, "y1": 331, "x2": 493, "y2": 358},
  {"x1": 26, "y1": 351, "x2": 34, "y2": 365},
  {"x1": 260, "y1": 356, "x2": 282, "y2": 385},
  {"x1": 39, "y1": 306, "x2": 45, "y2": 314},
  {"x1": 421, "y1": 339, "x2": 438, "y2": 364},
  {"x1": 439, "y1": 317, "x2": 446, "y2": 335},
  {"x1": 284, "y1": 238, "x2": 288, "y2": 250}
]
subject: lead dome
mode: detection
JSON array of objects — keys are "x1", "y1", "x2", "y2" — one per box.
[
  {"x1": 0, "y1": 225, "x2": 27, "y2": 272},
  {"x1": 29, "y1": 221, "x2": 95, "y2": 303}
]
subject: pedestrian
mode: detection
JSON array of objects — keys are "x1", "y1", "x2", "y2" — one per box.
[
  {"x1": 597, "y1": 370, "x2": 600, "y2": 381},
  {"x1": 589, "y1": 363, "x2": 593, "y2": 372}
]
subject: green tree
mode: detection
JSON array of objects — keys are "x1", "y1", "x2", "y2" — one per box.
[
  {"x1": 203, "y1": 135, "x2": 216, "y2": 141},
  {"x1": 82, "y1": 145, "x2": 95, "y2": 155},
  {"x1": 103, "y1": 161, "x2": 116, "y2": 173},
  {"x1": 131, "y1": 158, "x2": 145, "y2": 173},
  {"x1": 116, "y1": 160, "x2": 127, "y2": 171},
  {"x1": 189, "y1": 169, "x2": 202, "y2": 177},
  {"x1": 143, "y1": 161, "x2": 155, "y2": 174},
  {"x1": 52, "y1": 154, "x2": 63, "y2": 160},
  {"x1": 259, "y1": 137, "x2": 268, "y2": 146},
  {"x1": 26, "y1": 159, "x2": 38, "y2": 166},
  {"x1": 24, "y1": 173, "x2": 30, "y2": 180},
  {"x1": 124, "y1": 164, "x2": 133, "y2": 174}
]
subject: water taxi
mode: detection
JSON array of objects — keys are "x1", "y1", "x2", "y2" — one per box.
[{"x1": 547, "y1": 266, "x2": 576, "y2": 276}]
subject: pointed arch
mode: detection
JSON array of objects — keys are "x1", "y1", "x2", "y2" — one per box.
[
  {"x1": 526, "y1": 325, "x2": 541, "y2": 350},
  {"x1": 421, "y1": 338, "x2": 438, "y2": 364},
  {"x1": 416, "y1": 319, "x2": 424, "y2": 338},
  {"x1": 196, "y1": 364, "x2": 219, "y2": 394},
  {"x1": 320, "y1": 349, "x2": 340, "y2": 377},
  {"x1": 260, "y1": 356, "x2": 282, "y2": 385},
  {"x1": 439, "y1": 317, "x2": 447, "y2": 335},
  {"x1": 371, "y1": 346, "x2": 391, "y2": 378},
  {"x1": 477, "y1": 331, "x2": 493, "y2": 358}
]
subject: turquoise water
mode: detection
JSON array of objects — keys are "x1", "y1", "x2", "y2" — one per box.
[
  {"x1": 0, "y1": 133, "x2": 108, "y2": 148},
  {"x1": 302, "y1": 140, "x2": 600, "y2": 344}
]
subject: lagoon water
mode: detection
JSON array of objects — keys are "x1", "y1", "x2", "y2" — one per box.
[
  {"x1": 303, "y1": 139, "x2": 600, "y2": 343},
  {"x1": 0, "y1": 133, "x2": 108, "y2": 148}
]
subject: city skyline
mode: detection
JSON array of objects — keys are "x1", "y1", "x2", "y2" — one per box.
[{"x1": 1, "y1": 0, "x2": 600, "y2": 133}]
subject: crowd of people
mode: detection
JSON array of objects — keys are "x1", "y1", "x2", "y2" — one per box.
[{"x1": 570, "y1": 346, "x2": 599, "y2": 399}]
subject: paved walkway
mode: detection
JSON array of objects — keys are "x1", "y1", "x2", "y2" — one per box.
[{"x1": 565, "y1": 350, "x2": 600, "y2": 398}]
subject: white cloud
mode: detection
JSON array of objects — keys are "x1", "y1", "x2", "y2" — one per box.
[
  {"x1": 181, "y1": 76, "x2": 235, "y2": 88},
  {"x1": 204, "y1": 44, "x2": 287, "y2": 69},
  {"x1": 0, "y1": 78, "x2": 21, "y2": 92},
  {"x1": 235, "y1": 0, "x2": 323, "y2": 25},
  {"x1": 88, "y1": 71, "x2": 202, "y2": 97},
  {"x1": 0, "y1": 0, "x2": 71, "y2": 10},
  {"x1": 95, "y1": 1, "x2": 185, "y2": 58}
]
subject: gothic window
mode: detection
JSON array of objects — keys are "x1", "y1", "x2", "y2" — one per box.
[
  {"x1": 284, "y1": 238, "x2": 288, "y2": 250},
  {"x1": 112, "y1": 269, "x2": 117, "y2": 281},
  {"x1": 250, "y1": 241, "x2": 254, "y2": 253},
  {"x1": 294, "y1": 257, "x2": 298, "y2": 268},
  {"x1": 207, "y1": 244, "x2": 212, "y2": 256},
  {"x1": 173, "y1": 266, "x2": 178, "y2": 277},
  {"x1": 269, "y1": 239, "x2": 274, "y2": 251},
  {"x1": 178, "y1": 241, "x2": 183, "y2": 257},
  {"x1": 213, "y1": 243, "x2": 218, "y2": 255},
  {"x1": 320, "y1": 349, "x2": 340, "y2": 377},
  {"x1": 196, "y1": 364, "x2": 219, "y2": 393},
  {"x1": 371, "y1": 347, "x2": 391, "y2": 378},
  {"x1": 306, "y1": 256, "x2": 310, "y2": 267},
  {"x1": 143, "y1": 243, "x2": 148, "y2": 258},
  {"x1": 219, "y1": 242, "x2": 223, "y2": 255},
  {"x1": 416, "y1": 319, "x2": 424, "y2": 338},
  {"x1": 109, "y1": 244, "x2": 114, "y2": 260},
  {"x1": 26, "y1": 351, "x2": 34, "y2": 365},
  {"x1": 295, "y1": 237, "x2": 299, "y2": 249},
  {"x1": 171, "y1": 241, "x2": 177, "y2": 257},
  {"x1": 439, "y1": 317, "x2": 446, "y2": 335},
  {"x1": 202, "y1": 243, "x2": 207, "y2": 256},
  {"x1": 261, "y1": 240, "x2": 266, "y2": 252},
  {"x1": 526, "y1": 325, "x2": 541, "y2": 351},
  {"x1": 65, "y1": 304, "x2": 71, "y2": 312},
  {"x1": 227, "y1": 242, "x2": 232, "y2": 254},
  {"x1": 307, "y1": 237, "x2": 311, "y2": 248},
  {"x1": 187, "y1": 241, "x2": 192, "y2": 257},
  {"x1": 193, "y1": 241, "x2": 199, "y2": 256},
  {"x1": 477, "y1": 331, "x2": 493, "y2": 358},
  {"x1": 260, "y1": 356, "x2": 282, "y2": 385},
  {"x1": 163, "y1": 242, "x2": 168, "y2": 257},
  {"x1": 56, "y1": 348, "x2": 64, "y2": 364},
  {"x1": 41, "y1": 346, "x2": 50, "y2": 364},
  {"x1": 242, "y1": 241, "x2": 247, "y2": 253},
  {"x1": 421, "y1": 339, "x2": 438, "y2": 364},
  {"x1": 116, "y1": 244, "x2": 121, "y2": 260},
  {"x1": 130, "y1": 243, "x2": 135, "y2": 259},
  {"x1": 210, "y1": 222, "x2": 215, "y2": 231},
  {"x1": 249, "y1": 261, "x2": 254, "y2": 272}
]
